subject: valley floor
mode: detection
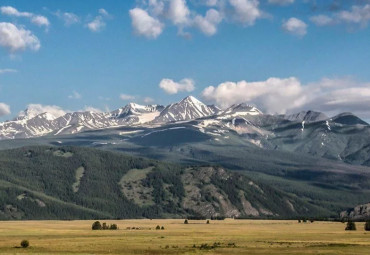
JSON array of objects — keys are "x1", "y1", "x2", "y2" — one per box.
[{"x1": 0, "y1": 219, "x2": 369, "y2": 254}]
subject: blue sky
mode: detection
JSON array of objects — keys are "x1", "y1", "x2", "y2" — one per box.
[{"x1": 1, "y1": 0, "x2": 370, "y2": 121}]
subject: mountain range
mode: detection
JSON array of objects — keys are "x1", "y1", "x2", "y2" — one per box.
[{"x1": 0, "y1": 96, "x2": 370, "y2": 220}]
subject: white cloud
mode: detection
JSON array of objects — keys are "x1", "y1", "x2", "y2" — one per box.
[
  {"x1": 201, "y1": 77, "x2": 370, "y2": 118},
  {"x1": 0, "y1": 6, "x2": 32, "y2": 17},
  {"x1": 282, "y1": 17, "x2": 307, "y2": 36},
  {"x1": 20, "y1": 104, "x2": 67, "y2": 119},
  {"x1": 337, "y1": 4, "x2": 370, "y2": 25},
  {"x1": 31, "y1": 15, "x2": 50, "y2": 28},
  {"x1": 143, "y1": 97, "x2": 155, "y2": 104},
  {"x1": 268, "y1": 0, "x2": 294, "y2": 5},
  {"x1": 87, "y1": 16, "x2": 106, "y2": 32},
  {"x1": 56, "y1": 11, "x2": 80, "y2": 26},
  {"x1": 194, "y1": 9, "x2": 223, "y2": 36},
  {"x1": 98, "y1": 8, "x2": 109, "y2": 17},
  {"x1": 0, "y1": 22, "x2": 40, "y2": 52},
  {"x1": 311, "y1": 4, "x2": 370, "y2": 28},
  {"x1": 201, "y1": 77, "x2": 304, "y2": 113},
  {"x1": 82, "y1": 106, "x2": 103, "y2": 113},
  {"x1": 1, "y1": 6, "x2": 50, "y2": 28},
  {"x1": 0, "y1": 103, "x2": 11, "y2": 117},
  {"x1": 120, "y1": 94, "x2": 136, "y2": 101},
  {"x1": 68, "y1": 91, "x2": 82, "y2": 99},
  {"x1": 167, "y1": 0, "x2": 190, "y2": 25},
  {"x1": 229, "y1": 0, "x2": 262, "y2": 26},
  {"x1": 159, "y1": 78, "x2": 195, "y2": 94},
  {"x1": 129, "y1": 0, "x2": 267, "y2": 39},
  {"x1": 148, "y1": 0, "x2": 165, "y2": 16},
  {"x1": 0, "y1": 68, "x2": 17, "y2": 74},
  {"x1": 129, "y1": 8, "x2": 164, "y2": 39}
]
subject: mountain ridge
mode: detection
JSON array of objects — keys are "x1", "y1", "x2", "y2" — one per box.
[{"x1": 2, "y1": 95, "x2": 364, "y2": 140}]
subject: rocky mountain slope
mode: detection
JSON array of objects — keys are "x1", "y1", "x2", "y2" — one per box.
[
  {"x1": 0, "y1": 146, "x2": 326, "y2": 220},
  {"x1": 340, "y1": 203, "x2": 370, "y2": 221},
  {"x1": 2, "y1": 95, "x2": 369, "y2": 169}
]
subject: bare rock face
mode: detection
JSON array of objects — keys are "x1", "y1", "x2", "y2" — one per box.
[{"x1": 340, "y1": 203, "x2": 370, "y2": 221}]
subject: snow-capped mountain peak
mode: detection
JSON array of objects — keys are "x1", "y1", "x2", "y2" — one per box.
[
  {"x1": 153, "y1": 96, "x2": 216, "y2": 123},
  {"x1": 217, "y1": 103, "x2": 262, "y2": 119}
]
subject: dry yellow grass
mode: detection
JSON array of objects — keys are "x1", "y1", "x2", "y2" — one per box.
[{"x1": 0, "y1": 219, "x2": 369, "y2": 254}]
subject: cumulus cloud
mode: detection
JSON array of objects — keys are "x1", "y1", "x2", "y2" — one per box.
[
  {"x1": 120, "y1": 94, "x2": 136, "y2": 101},
  {"x1": 0, "y1": 103, "x2": 11, "y2": 117},
  {"x1": 268, "y1": 0, "x2": 294, "y2": 5},
  {"x1": 56, "y1": 11, "x2": 79, "y2": 26},
  {"x1": 201, "y1": 77, "x2": 370, "y2": 118},
  {"x1": 19, "y1": 104, "x2": 67, "y2": 119},
  {"x1": 1, "y1": 6, "x2": 50, "y2": 28},
  {"x1": 87, "y1": 16, "x2": 105, "y2": 32},
  {"x1": 68, "y1": 91, "x2": 82, "y2": 99},
  {"x1": 229, "y1": 0, "x2": 262, "y2": 26},
  {"x1": 311, "y1": 4, "x2": 370, "y2": 28},
  {"x1": 193, "y1": 9, "x2": 223, "y2": 36},
  {"x1": 159, "y1": 78, "x2": 195, "y2": 94},
  {"x1": 31, "y1": 15, "x2": 50, "y2": 28},
  {"x1": 167, "y1": 0, "x2": 190, "y2": 25},
  {"x1": 0, "y1": 69, "x2": 17, "y2": 74},
  {"x1": 82, "y1": 106, "x2": 103, "y2": 113},
  {"x1": 98, "y1": 8, "x2": 109, "y2": 17},
  {"x1": 0, "y1": 6, "x2": 32, "y2": 17},
  {"x1": 0, "y1": 22, "x2": 40, "y2": 52},
  {"x1": 87, "y1": 9, "x2": 111, "y2": 32},
  {"x1": 129, "y1": 8, "x2": 164, "y2": 38},
  {"x1": 282, "y1": 17, "x2": 307, "y2": 36},
  {"x1": 129, "y1": 0, "x2": 265, "y2": 38},
  {"x1": 202, "y1": 77, "x2": 304, "y2": 113}
]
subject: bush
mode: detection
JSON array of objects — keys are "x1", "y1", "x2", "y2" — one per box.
[
  {"x1": 20, "y1": 240, "x2": 29, "y2": 248},
  {"x1": 365, "y1": 221, "x2": 370, "y2": 231},
  {"x1": 161, "y1": 226, "x2": 165, "y2": 230},
  {"x1": 345, "y1": 221, "x2": 356, "y2": 231},
  {"x1": 298, "y1": 219, "x2": 301, "y2": 223},
  {"x1": 184, "y1": 219, "x2": 188, "y2": 224},
  {"x1": 102, "y1": 223, "x2": 109, "y2": 230},
  {"x1": 206, "y1": 220, "x2": 210, "y2": 224},
  {"x1": 156, "y1": 225, "x2": 161, "y2": 230},
  {"x1": 92, "y1": 221, "x2": 102, "y2": 230},
  {"x1": 110, "y1": 224, "x2": 118, "y2": 230}
]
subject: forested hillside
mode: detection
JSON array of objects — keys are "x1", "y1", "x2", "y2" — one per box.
[{"x1": 0, "y1": 146, "x2": 328, "y2": 220}]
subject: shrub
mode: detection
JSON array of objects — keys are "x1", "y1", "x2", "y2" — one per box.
[
  {"x1": 365, "y1": 221, "x2": 370, "y2": 231},
  {"x1": 206, "y1": 220, "x2": 210, "y2": 224},
  {"x1": 156, "y1": 225, "x2": 161, "y2": 230},
  {"x1": 298, "y1": 219, "x2": 301, "y2": 223},
  {"x1": 102, "y1": 223, "x2": 109, "y2": 230},
  {"x1": 110, "y1": 224, "x2": 118, "y2": 230},
  {"x1": 345, "y1": 221, "x2": 356, "y2": 231},
  {"x1": 92, "y1": 221, "x2": 102, "y2": 230},
  {"x1": 184, "y1": 219, "x2": 188, "y2": 224},
  {"x1": 20, "y1": 240, "x2": 29, "y2": 248},
  {"x1": 161, "y1": 226, "x2": 165, "y2": 230}
]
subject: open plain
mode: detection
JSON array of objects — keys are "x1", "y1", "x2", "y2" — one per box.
[{"x1": 0, "y1": 219, "x2": 369, "y2": 254}]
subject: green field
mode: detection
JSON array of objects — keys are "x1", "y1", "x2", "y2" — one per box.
[{"x1": 0, "y1": 219, "x2": 369, "y2": 254}]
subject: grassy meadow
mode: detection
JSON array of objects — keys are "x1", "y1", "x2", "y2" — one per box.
[{"x1": 0, "y1": 219, "x2": 369, "y2": 254}]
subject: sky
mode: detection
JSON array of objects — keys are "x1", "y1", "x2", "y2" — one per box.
[{"x1": 1, "y1": 0, "x2": 370, "y2": 121}]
